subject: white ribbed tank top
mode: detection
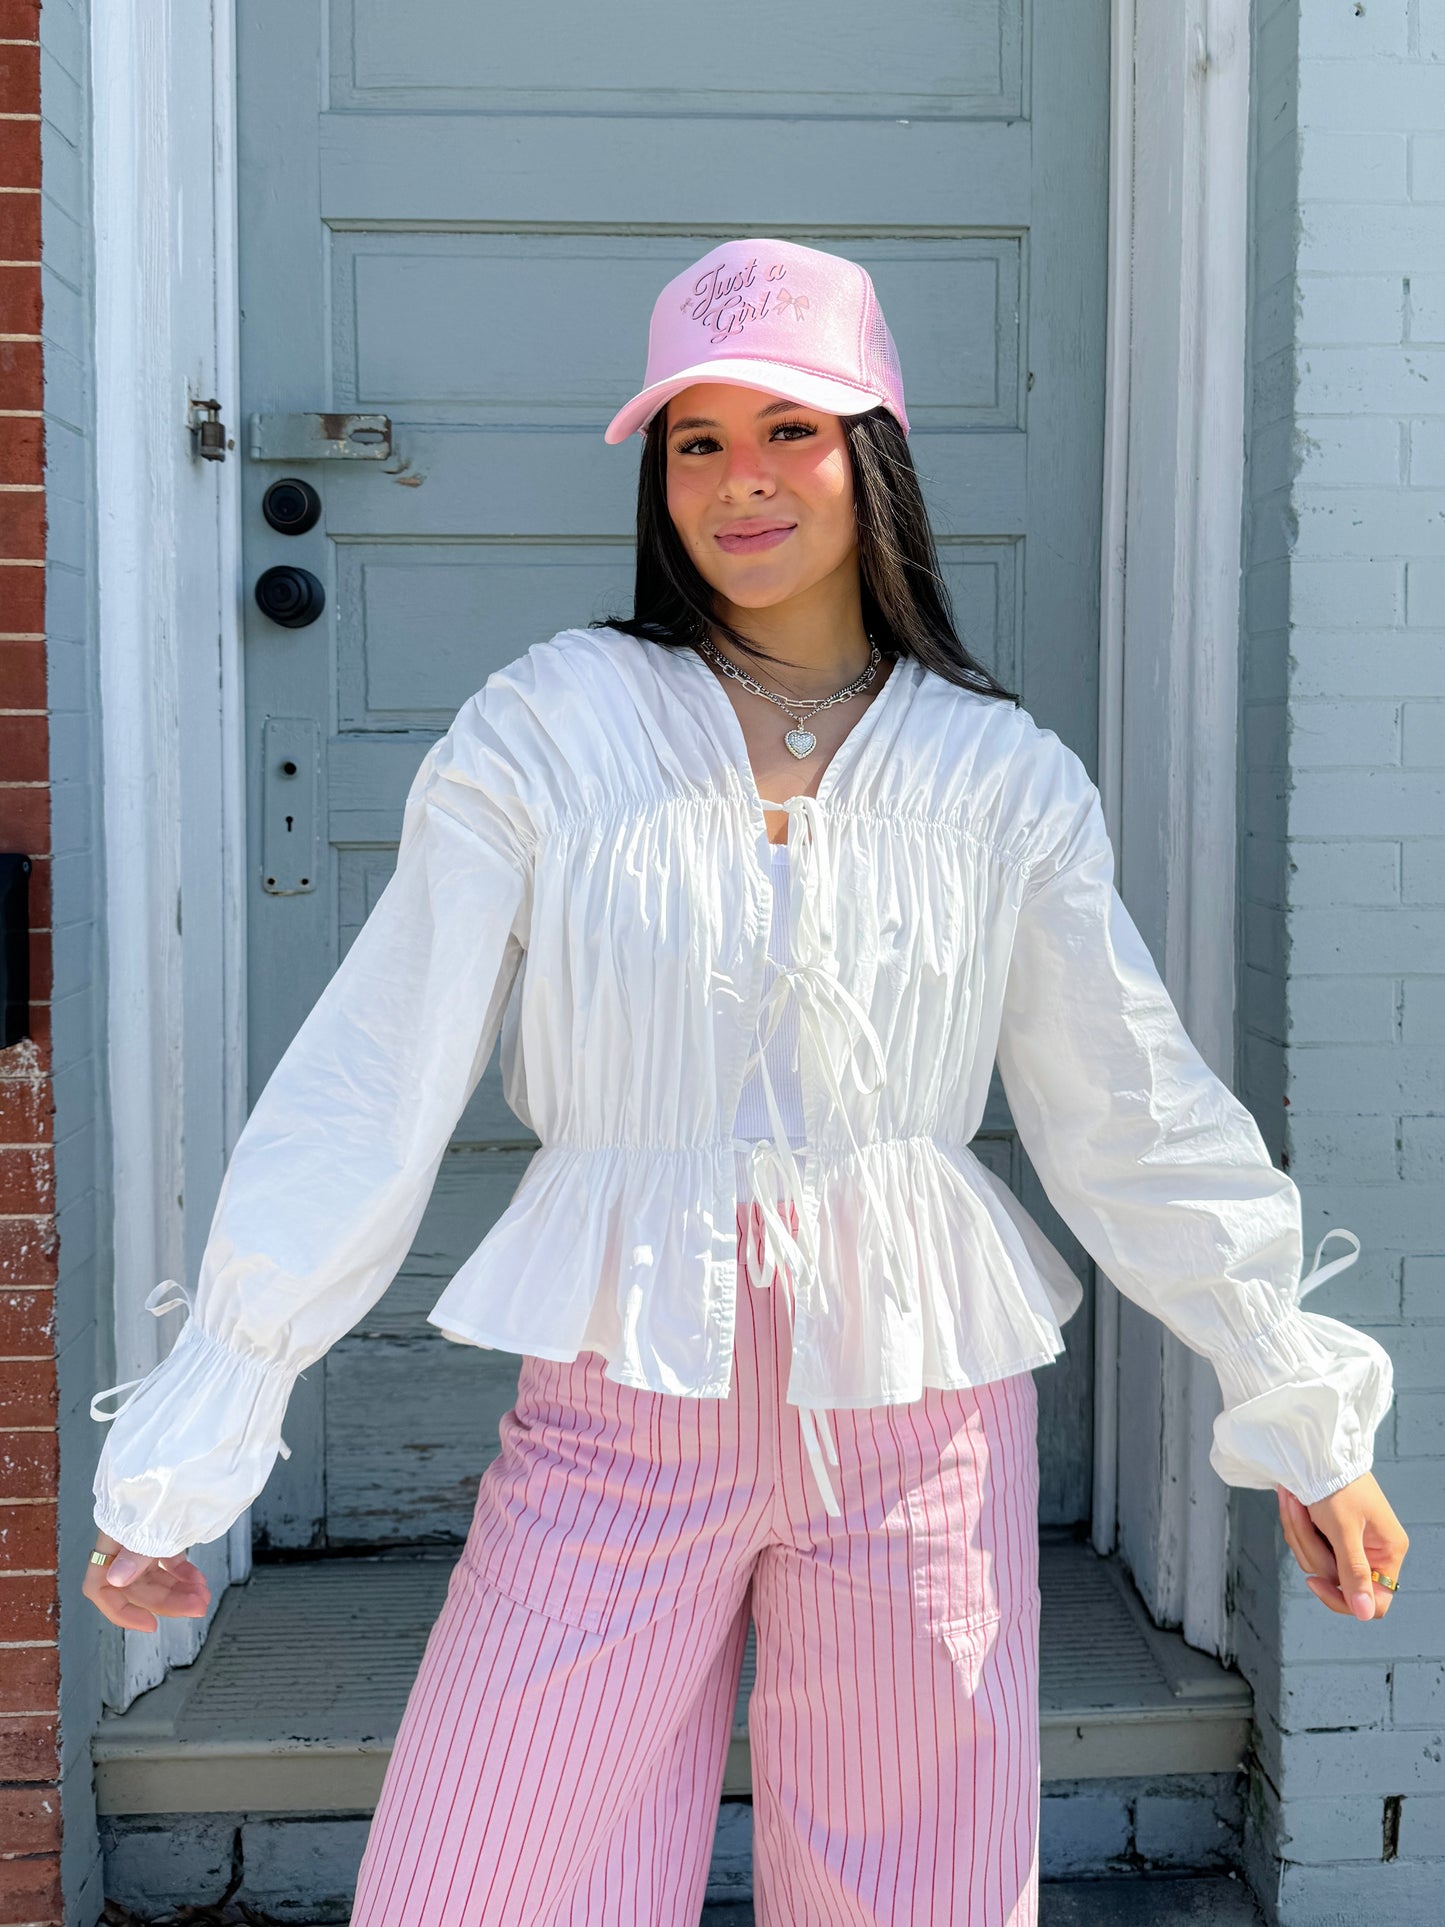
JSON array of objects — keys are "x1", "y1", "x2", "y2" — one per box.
[{"x1": 732, "y1": 841, "x2": 806, "y2": 1146}]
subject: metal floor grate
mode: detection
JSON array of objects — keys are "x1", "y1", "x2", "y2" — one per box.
[{"x1": 170, "y1": 1554, "x2": 455, "y2": 1740}]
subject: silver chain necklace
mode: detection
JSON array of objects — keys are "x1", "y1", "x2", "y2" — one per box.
[{"x1": 693, "y1": 631, "x2": 884, "y2": 760}]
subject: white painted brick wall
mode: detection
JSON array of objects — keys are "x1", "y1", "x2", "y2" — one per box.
[
  {"x1": 1286, "y1": 840, "x2": 1399, "y2": 904},
  {"x1": 1241, "y1": 5, "x2": 1445, "y2": 1922},
  {"x1": 1412, "y1": 273, "x2": 1445, "y2": 337},
  {"x1": 1404, "y1": 557, "x2": 1445, "y2": 624},
  {"x1": 1402, "y1": 1253, "x2": 1445, "y2": 1315}
]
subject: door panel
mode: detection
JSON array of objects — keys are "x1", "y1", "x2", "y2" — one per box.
[
  {"x1": 333, "y1": 0, "x2": 1026, "y2": 118},
  {"x1": 237, "y1": 0, "x2": 1109, "y2": 1547}
]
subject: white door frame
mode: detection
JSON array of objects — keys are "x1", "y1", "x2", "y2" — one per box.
[
  {"x1": 1094, "y1": 0, "x2": 1254, "y2": 1659},
  {"x1": 92, "y1": 0, "x2": 249, "y2": 1709},
  {"x1": 90, "y1": 0, "x2": 1251, "y2": 1701}
]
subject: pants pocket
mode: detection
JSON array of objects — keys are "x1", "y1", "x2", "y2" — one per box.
[
  {"x1": 902, "y1": 1371, "x2": 1040, "y2": 1644},
  {"x1": 459, "y1": 1352, "x2": 673, "y2": 1640}
]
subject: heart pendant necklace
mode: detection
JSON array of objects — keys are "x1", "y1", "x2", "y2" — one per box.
[{"x1": 693, "y1": 632, "x2": 884, "y2": 759}]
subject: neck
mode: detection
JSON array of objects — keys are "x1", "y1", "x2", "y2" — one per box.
[{"x1": 710, "y1": 559, "x2": 873, "y2": 694}]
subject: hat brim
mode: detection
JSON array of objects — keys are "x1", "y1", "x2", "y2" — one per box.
[{"x1": 602, "y1": 357, "x2": 901, "y2": 445}]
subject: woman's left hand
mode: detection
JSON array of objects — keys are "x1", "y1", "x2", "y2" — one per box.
[{"x1": 1276, "y1": 1473, "x2": 1408, "y2": 1620}]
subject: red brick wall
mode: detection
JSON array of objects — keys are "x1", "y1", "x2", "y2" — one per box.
[{"x1": 0, "y1": 3, "x2": 63, "y2": 1919}]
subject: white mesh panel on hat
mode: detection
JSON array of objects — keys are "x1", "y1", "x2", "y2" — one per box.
[{"x1": 863, "y1": 305, "x2": 907, "y2": 428}]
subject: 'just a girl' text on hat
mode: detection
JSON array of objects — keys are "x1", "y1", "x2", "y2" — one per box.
[{"x1": 603, "y1": 239, "x2": 910, "y2": 445}]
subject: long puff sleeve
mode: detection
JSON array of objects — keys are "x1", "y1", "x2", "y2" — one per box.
[
  {"x1": 91, "y1": 690, "x2": 534, "y2": 1558},
  {"x1": 994, "y1": 761, "x2": 1393, "y2": 1507}
]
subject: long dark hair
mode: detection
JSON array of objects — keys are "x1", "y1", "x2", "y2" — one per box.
[{"x1": 590, "y1": 402, "x2": 1019, "y2": 706}]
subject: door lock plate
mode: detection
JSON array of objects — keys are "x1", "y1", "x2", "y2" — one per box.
[
  {"x1": 248, "y1": 413, "x2": 392, "y2": 461},
  {"x1": 262, "y1": 718, "x2": 320, "y2": 895}
]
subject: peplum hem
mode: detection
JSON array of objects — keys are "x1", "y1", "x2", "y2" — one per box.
[{"x1": 424, "y1": 1133, "x2": 1084, "y2": 1407}]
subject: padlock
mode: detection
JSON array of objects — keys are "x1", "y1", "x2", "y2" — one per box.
[{"x1": 193, "y1": 397, "x2": 228, "y2": 462}]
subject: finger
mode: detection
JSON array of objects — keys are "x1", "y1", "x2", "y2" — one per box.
[
  {"x1": 96, "y1": 1593, "x2": 162, "y2": 1632},
  {"x1": 1300, "y1": 1557, "x2": 1381, "y2": 1616},
  {"x1": 127, "y1": 1561, "x2": 205, "y2": 1599},
  {"x1": 108, "y1": 1564, "x2": 209, "y2": 1614},
  {"x1": 155, "y1": 1553, "x2": 206, "y2": 1583},
  {"x1": 1322, "y1": 1519, "x2": 1377, "y2": 1621},
  {"x1": 1278, "y1": 1492, "x2": 1337, "y2": 1584},
  {"x1": 1303, "y1": 1573, "x2": 1354, "y2": 1617},
  {"x1": 1282, "y1": 1492, "x2": 1341, "y2": 1584},
  {"x1": 102, "y1": 1547, "x2": 206, "y2": 1592},
  {"x1": 1304, "y1": 1567, "x2": 1398, "y2": 1619},
  {"x1": 1363, "y1": 1520, "x2": 1410, "y2": 1573},
  {"x1": 82, "y1": 1573, "x2": 158, "y2": 1631},
  {"x1": 124, "y1": 1567, "x2": 210, "y2": 1615},
  {"x1": 1359, "y1": 1545, "x2": 1404, "y2": 1614},
  {"x1": 104, "y1": 1551, "x2": 154, "y2": 1589},
  {"x1": 1279, "y1": 1512, "x2": 1316, "y2": 1579},
  {"x1": 86, "y1": 1579, "x2": 204, "y2": 1629},
  {"x1": 83, "y1": 1563, "x2": 209, "y2": 1626}
]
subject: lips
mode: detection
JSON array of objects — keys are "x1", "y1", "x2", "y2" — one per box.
[{"x1": 714, "y1": 521, "x2": 797, "y2": 554}]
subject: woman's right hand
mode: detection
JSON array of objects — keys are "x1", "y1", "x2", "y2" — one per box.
[{"x1": 84, "y1": 1529, "x2": 212, "y2": 1631}]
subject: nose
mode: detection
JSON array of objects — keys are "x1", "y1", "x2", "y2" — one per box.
[{"x1": 718, "y1": 441, "x2": 777, "y2": 499}]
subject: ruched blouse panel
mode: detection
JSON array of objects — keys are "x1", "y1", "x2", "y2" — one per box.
[{"x1": 91, "y1": 625, "x2": 1393, "y2": 1557}]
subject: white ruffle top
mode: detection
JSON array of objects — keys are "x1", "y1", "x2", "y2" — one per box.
[{"x1": 90, "y1": 625, "x2": 1394, "y2": 1556}]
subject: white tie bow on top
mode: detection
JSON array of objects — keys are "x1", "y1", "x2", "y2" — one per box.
[{"x1": 731, "y1": 793, "x2": 916, "y2": 1520}]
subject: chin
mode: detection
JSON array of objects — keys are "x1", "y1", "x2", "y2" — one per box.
[{"x1": 712, "y1": 571, "x2": 812, "y2": 609}]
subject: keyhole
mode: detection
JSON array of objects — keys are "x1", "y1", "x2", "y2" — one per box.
[{"x1": 267, "y1": 742, "x2": 311, "y2": 889}]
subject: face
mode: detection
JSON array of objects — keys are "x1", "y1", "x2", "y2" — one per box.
[{"x1": 661, "y1": 382, "x2": 859, "y2": 614}]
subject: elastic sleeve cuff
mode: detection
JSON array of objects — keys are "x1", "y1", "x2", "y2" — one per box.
[
  {"x1": 91, "y1": 1317, "x2": 300, "y2": 1559},
  {"x1": 1207, "y1": 1305, "x2": 1395, "y2": 1504}
]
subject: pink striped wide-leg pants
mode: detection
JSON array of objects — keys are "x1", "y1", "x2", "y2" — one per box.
[{"x1": 350, "y1": 1198, "x2": 1042, "y2": 1926}]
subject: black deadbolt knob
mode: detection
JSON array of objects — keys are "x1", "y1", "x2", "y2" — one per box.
[
  {"x1": 262, "y1": 477, "x2": 322, "y2": 535},
  {"x1": 255, "y1": 565, "x2": 326, "y2": 628}
]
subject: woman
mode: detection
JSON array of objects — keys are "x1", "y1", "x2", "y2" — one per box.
[{"x1": 85, "y1": 240, "x2": 1405, "y2": 1926}]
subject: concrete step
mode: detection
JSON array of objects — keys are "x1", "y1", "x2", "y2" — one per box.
[
  {"x1": 1040, "y1": 1877, "x2": 1266, "y2": 1923},
  {"x1": 94, "y1": 1537, "x2": 1252, "y2": 1817},
  {"x1": 98, "y1": 1875, "x2": 1266, "y2": 1926},
  {"x1": 700, "y1": 1879, "x2": 1265, "y2": 1925}
]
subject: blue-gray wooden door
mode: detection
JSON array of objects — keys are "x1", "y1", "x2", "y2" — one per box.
[{"x1": 237, "y1": 0, "x2": 1109, "y2": 1549}]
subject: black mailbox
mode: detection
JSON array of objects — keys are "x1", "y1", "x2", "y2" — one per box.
[{"x1": 1, "y1": 853, "x2": 31, "y2": 1047}]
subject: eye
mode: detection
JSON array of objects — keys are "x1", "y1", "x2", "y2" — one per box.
[{"x1": 671, "y1": 419, "x2": 819, "y2": 457}]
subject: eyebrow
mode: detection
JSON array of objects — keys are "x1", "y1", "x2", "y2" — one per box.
[{"x1": 666, "y1": 398, "x2": 805, "y2": 435}]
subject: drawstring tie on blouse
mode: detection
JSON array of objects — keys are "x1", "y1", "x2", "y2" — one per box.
[
  {"x1": 90, "y1": 1279, "x2": 292, "y2": 1459},
  {"x1": 732, "y1": 793, "x2": 915, "y2": 1521},
  {"x1": 1295, "y1": 1228, "x2": 1361, "y2": 1302}
]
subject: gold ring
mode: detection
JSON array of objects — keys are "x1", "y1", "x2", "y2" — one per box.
[
  {"x1": 89, "y1": 1549, "x2": 117, "y2": 1567},
  {"x1": 1370, "y1": 1568, "x2": 1400, "y2": 1593}
]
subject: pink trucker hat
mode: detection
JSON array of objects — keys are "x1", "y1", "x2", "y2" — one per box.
[{"x1": 603, "y1": 238, "x2": 910, "y2": 444}]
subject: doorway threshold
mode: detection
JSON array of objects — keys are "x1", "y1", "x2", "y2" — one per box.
[{"x1": 93, "y1": 1537, "x2": 1251, "y2": 1815}]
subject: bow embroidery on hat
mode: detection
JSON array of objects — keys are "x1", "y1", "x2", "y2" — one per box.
[{"x1": 775, "y1": 288, "x2": 810, "y2": 321}]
